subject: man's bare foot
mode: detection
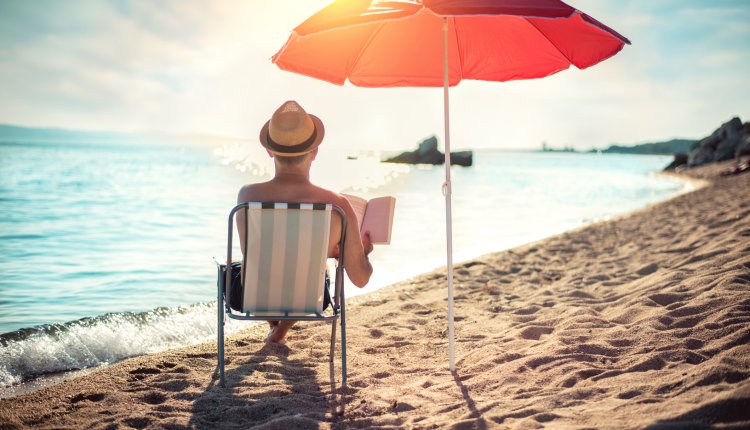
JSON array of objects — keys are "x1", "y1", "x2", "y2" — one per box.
[
  {"x1": 263, "y1": 320, "x2": 295, "y2": 345},
  {"x1": 264, "y1": 327, "x2": 287, "y2": 345}
]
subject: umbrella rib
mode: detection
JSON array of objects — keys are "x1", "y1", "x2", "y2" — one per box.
[
  {"x1": 523, "y1": 18, "x2": 575, "y2": 67},
  {"x1": 346, "y1": 22, "x2": 388, "y2": 83},
  {"x1": 523, "y1": 12, "x2": 628, "y2": 70},
  {"x1": 449, "y1": 16, "x2": 465, "y2": 83}
]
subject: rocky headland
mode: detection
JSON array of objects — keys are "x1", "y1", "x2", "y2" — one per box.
[{"x1": 664, "y1": 117, "x2": 750, "y2": 170}]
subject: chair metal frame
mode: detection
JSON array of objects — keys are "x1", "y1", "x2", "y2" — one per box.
[{"x1": 216, "y1": 202, "x2": 347, "y2": 388}]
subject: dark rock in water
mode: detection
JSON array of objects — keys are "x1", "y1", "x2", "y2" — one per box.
[
  {"x1": 383, "y1": 135, "x2": 473, "y2": 167},
  {"x1": 663, "y1": 152, "x2": 688, "y2": 171},
  {"x1": 687, "y1": 117, "x2": 747, "y2": 167},
  {"x1": 450, "y1": 151, "x2": 473, "y2": 167}
]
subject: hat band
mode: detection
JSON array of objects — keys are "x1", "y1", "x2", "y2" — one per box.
[{"x1": 266, "y1": 127, "x2": 317, "y2": 154}]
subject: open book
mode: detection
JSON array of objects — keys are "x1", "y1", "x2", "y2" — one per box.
[{"x1": 341, "y1": 194, "x2": 396, "y2": 245}]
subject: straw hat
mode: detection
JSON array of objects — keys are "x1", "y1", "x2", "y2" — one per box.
[{"x1": 259, "y1": 100, "x2": 325, "y2": 157}]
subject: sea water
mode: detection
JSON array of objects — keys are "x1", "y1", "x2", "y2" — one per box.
[{"x1": 0, "y1": 134, "x2": 688, "y2": 391}]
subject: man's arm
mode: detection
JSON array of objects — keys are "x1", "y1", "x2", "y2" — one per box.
[
  {"x1": 336, "y1": 195, "x2": 373, "y2": 288},
  {"x1": 235, "y1": 185, "x2": 252, "y2": 253}
]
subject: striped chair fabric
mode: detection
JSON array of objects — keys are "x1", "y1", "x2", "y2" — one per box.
[{"x1": 237, "y1": 202, "x2": 332, "y2": 314}]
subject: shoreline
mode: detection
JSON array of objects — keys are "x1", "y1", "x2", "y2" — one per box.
[{"x1": 1, "y1": 160, "x2": 748, "y2": 428}]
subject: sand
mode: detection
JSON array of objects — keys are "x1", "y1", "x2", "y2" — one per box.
[{"x1": 1, "y1": 161, "x2": 749, "y2": 429}]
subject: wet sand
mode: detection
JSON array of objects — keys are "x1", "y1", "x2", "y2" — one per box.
[{"x1": 1, "y1": 160, "x2": 749, "y2": 429}]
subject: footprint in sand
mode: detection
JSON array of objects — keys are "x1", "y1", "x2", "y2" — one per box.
[
  {"x1": 585, "y1": 274, "x2": 611, "y2": 284},
  {"x1": 512, "y1": 305, "x2": 540, "y2": 315},
  {"x1": 568, "y1": 291, "x2": 596, "y2": 300},
  {"x1": 122, "y1": 416, "x2": 151, "y2": 430},
  {"x1": 128, "y1": 367, "x2": 161, "y2": 381},
  {"x1": 185, "y1": 352, "x2": 214, "y2": 359},
  {"x1": 392, "y1": 401, "x2": 417, "y2": 412},
  {"x1": 70, "y1": 392, "x2": 106, "y2": 403},
  {"x1": 533, "y1": 412, "x2": 560, "y2": 423},
  {"x1": 635, "y1": 262, "x2": 658, "y2": 276},
  {"x1": 617, "y1": 390, "x2": 642, "y2": 399},
  {"x1": 156, "y1": 362, "x2": 190, "y2": 374},
  {"x1": 648, "y1": 293, "x2": 685, "y2": 306},
  {"x1": 141, "y1": 391, "x2": 167, "y2": 405},
  {"x1": 519, "y1": 326, "x2": 553, "y2": 341},
  {"x1": 157, "y1": 362, "x2": 177, "y2": 370},
  {"x1": 407, "y1": 318, "x2": 426, "y2": 326},
  {"x1": 684, "y1": 338, "x2": 704, "y2": 349}
]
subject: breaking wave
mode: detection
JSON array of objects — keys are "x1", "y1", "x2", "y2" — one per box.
[{"x1": 0, "y1": 302, "x2": 248, "y2": 388}]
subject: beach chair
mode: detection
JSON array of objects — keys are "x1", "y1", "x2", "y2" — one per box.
[{"x1": 216, "y1": 202, "x2": 348, "y2": 389}]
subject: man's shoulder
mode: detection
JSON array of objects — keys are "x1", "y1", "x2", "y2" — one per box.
[
  {"x1": 237, "y1": 183, "x2": 254, "y2": 200},
  {"x1": 237, "y1": 182, "x2": 270, "y2": 203},
  {"x1": 310, "y1": 185, "x2": 348, "y2": 205}
]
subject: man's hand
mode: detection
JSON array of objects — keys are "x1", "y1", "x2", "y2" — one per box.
[{"x1": 362, "y1": 231, "x2": 374, "y2": 256}]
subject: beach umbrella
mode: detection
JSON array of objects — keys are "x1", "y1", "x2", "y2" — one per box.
[{"x1": 272, "y1": 0, "x2": 630, "y2": 371}]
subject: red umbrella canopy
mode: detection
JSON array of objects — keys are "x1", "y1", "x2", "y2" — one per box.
[{"x1": 273, "y1": 0, "x2": 631, "y2": 87}]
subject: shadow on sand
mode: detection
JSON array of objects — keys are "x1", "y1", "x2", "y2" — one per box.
[
  {"x1": 188, "y1": 343, "x2": 344, "y2": 429},
  {"x1": 453, "y1": 370, "x2": 489, "y2": 430},
  {"x1": 643, "y1": 390, "x2": 750, "y2": 430}
]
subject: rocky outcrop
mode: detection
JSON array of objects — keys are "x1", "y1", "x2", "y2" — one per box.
[
  {"x1": 664, "y1": 117, "x2": 749, "y2": 170},
  {"x1": 663, "y1": 152, "x2": 688, "y2": 171},
  {"x1": 687, "y1": 117, "x2": 748, "y2": 167},
  {"x1": 383, "y1": 135, "x2": 473, "y2": 167}
]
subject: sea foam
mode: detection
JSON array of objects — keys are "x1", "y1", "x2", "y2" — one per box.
[{"x1": 0, "y1": 302, "x2": 247, "y2": 388}]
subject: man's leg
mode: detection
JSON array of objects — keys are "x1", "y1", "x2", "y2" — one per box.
[{"x1": 265, "y1": 320, "x2": 295, "y2": 344}]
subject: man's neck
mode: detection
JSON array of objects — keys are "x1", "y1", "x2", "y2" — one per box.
[
  {"x1": 274, "y1": 172, "x2": 309, "y2": 181},
  {"x1": 273, "y1": 167, "x2": 311, "y2": 183}
]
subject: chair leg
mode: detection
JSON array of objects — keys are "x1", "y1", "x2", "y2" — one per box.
[
  {"x1": 218, "y1": 316, "x2": 225, "y2": 387},
  {"x1": 341, "y1": 310, "x2": 347, "y2": 389},
  {"x1": 217, "y1": 273, "x2": 226, "y2": 388},
  {"x1": 329, "y1": 318, "x2": 337, "y2": 363},
  {"x1": 337, "y1": 268, "x2": 347, "y2": 390}
]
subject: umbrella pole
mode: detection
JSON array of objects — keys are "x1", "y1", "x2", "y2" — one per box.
[{"x1": 442, "y1": 17, "x2": 455, "y2": 372}]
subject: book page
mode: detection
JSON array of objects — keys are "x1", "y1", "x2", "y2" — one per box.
[
  {"x1": 361, "y1": 196, "x2": 396, "y2": 245},
  {"x1": 341, "y1": 194, "x2": 366, "y2": 230},
  {"x1": 341, "y1": 194, "x2": 396, "y2": 245}
]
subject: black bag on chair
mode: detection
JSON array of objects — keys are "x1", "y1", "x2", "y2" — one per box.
[{"x1": 217, "y1": 262, "x2": 243, "y2": 312}]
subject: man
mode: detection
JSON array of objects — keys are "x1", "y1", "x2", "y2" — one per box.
[{"x1": 237, "y1": 100, "x2": 374, "y2": 344}]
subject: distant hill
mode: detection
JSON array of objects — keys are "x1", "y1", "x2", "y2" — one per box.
[
  {"x1": 0, "y1": 124, "x2": 143, "y2": 145},
  {"x1": 596, "y1": 139, "x2": 697, "y2": 155},
  {"x1": 0, "y1": 123, "x2": 242, "y2": 147}
]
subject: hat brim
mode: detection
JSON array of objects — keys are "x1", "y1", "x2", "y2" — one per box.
[{"x1": 259, "y1": 114, "x2": 325, "y2": 157}]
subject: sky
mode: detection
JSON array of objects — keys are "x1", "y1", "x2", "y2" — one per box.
[{"x1": 0, "y1": 0, "x2": 748, "y2": 151}]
